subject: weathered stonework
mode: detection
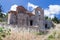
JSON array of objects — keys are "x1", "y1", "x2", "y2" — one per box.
[{"x1": 8, "y1": 6, "x2": 45, "y2": 31}]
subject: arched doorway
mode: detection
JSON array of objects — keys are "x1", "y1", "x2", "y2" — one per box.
[
  {"x1": 45, "y1": 24, "x2": 50, "y2": 29},
  {"x1": 45, "y1": 24, "x2": 48, "y2": 29},
  {"x1": 30, "y1": 20, "x2": 33, "y2": 26}
]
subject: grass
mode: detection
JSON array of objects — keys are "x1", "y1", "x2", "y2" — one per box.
[
  {"x1": 36, "y1": 32, "x2": 45, "y2": 35},
  {"x1": 46, "y1": 31, "x2": 60, "y2": 40},
  {"x1": 2, "y1": 28, "x2": 45, "y2": 40}
]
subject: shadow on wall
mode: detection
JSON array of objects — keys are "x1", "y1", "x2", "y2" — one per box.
[{"x1": 45, "y1": 20, "x2": 55, "y2": 29}]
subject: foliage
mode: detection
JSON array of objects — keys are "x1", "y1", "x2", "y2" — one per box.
[
  {"x1": 0, "y1": 5, "x2": 3, "y2": 18},
  {"x1": 4, "y1": 13, "x2": 8, "y2": 20},
  {"x1": 0, "y1": 27, "x2": 11, "y2": 40},
  {"x1": 0, "y1": 5, "x2": 2, "y2": 12},
  {"x1": 45, "y1": 16, "x2": 51, "y2": 21},
  {"x1": 45, "y1": 16, "x2": 48, "y2": 20},
  {"x1": 37, "y1": 31, "x2": 45, "y2": 35},
  {"x1": 52, "y1": 16, "x2": 60, "y2": 24},
  {"x1": 46, "y1": 31, "x2": 60, "y2": 40},
  {"x1": 46, "y1": 32, "x2": 56, "y2": 40},
  {"x1": 0, "y1": 4, "x2": 6, "y2": 22},
  {"x1": 0, "y1": 18, "x2": 3, "y2": 22},
  {"x1": 45, "y1": 16, "x2": 60, "y2": 24}
]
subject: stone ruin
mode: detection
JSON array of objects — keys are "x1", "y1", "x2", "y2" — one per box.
[{"x1": 8, "y1": 6, "x2": 54, "y2": 32}]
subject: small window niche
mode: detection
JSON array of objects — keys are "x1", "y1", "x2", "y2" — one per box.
[{"x1": 37, "y1": 11, "x2": 41, "y2": 15}]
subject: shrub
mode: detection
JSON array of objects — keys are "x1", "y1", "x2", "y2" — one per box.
[
  {"x1": 0, "y1": 27, "x2": 11, "y2": 40},
  {"x1": 0, "y1": 18, "x2": 3, "y2": 22},
  {"x1": 37, "y1": 31, "x2": 45, "y2": 35},
  {"x1": 46, "y1": 31, "x2": 56, "y2": 40}
]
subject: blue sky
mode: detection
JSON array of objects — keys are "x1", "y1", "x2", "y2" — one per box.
[{"x1": 0, "y1": 0, "x2": 60, "y2": 19}]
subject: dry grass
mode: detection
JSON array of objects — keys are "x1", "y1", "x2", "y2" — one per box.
[
  {"x1": 2, "y1": 28, "x2": 44, "y2": 40},
  {"x1": 2, "y1": 23, "x2": 60, "y2": 40}
]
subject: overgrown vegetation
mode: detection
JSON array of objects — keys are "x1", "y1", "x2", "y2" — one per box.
[
  {"x1": 45, "y1": 16, "x2": 51, "y2": 21},
  {"x1": 46, "y1": 31, "x2": 60, "y2": 40},
  {"x1": 52, "y1": 16, "x2": 60, "y2": 24},
  {"x1": 36, "y1": 31, "x2": 46, "y2": 35},
  {"x1": 0, "y1": 27, "x2": 11, "y2": 40},
  {"x1": 45, "y1": 16, "x2": 60, "y2": 24},
  {"x1": 37, "y1": 32, "x2": 44, "y2": 35},
  {"x1": 0, "y1": 4, "x2": 7, "y2": 22}
]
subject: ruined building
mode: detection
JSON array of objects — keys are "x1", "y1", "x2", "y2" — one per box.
[{"x1": 8, "y1": 6, "x2": 47, "y2": 30}]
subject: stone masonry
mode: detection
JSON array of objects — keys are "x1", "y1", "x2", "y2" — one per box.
[{"x1": 8, "y1": 6, "x2": 45, "y2": 31}]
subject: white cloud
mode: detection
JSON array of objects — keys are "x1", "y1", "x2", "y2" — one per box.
[
  {"x1": 1, "y1": 12, "x2": 6, "y2": 15},
  {"x1": 28, "y1": 2, "x2": 38, "y2": 11},
  {"x1": 44, "y1": 5, "x2": 60, "y2": 19},
  {"x1": 10, "y1": 4, "x2": 18, "y2": 11}
]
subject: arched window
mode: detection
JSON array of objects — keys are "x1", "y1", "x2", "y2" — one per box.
[
  {"x1": 36, "y1": 10, "x2": 41, "y2": 15},
  {"x1": 37, "y1": 11, "x2": 41, "y2": 15}
]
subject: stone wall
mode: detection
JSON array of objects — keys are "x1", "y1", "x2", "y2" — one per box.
[
  {"x1": 34, "y1": 7, "x2": 45, "y2": 30},
  {"x1": 0, "y1": 22, "x2": 40, "y2": 32},
  {"x1": 17, "y1": 13, "x2": 29, "y2": 26},
  {"x1": 8, "y1": 6, "x2": 46, "y2": 31},
  {"x1": 8, "y1": 13, "x2": 17, "y2": 24}
]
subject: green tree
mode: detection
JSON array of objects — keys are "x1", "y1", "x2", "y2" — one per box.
[
  {"x1": 0, "y1": 4, "x2": 6, "y2": 22},
  {"x1": 0, "y1": 5, "x2": 3, "y2": 18},
  {"x1": 45, "y1": 16, "x2": 48, "y2": 20},
  {"x1": 45, "y1": 16, "x2": 51, "y2": 20},
  {"x1": 3, "y1": 13, "x2": 8, "y2": 22},
  {"x1": 52, "y1": 16, "x2": 59, "y2": 24}
]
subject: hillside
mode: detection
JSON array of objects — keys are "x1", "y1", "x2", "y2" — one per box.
[{"x1": 0, "y1": 22, "x2": 60, "y2": 40}]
